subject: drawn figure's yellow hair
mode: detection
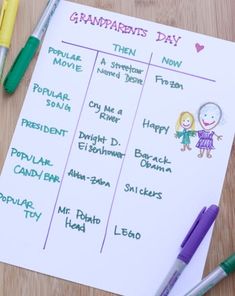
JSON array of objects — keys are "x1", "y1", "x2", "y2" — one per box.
[{"x1": 176, "y1": 112, "x2": 195, "y2": 131}]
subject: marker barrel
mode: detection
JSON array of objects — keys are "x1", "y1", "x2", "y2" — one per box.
[
  {"x1": 184, "y1": 266, "x2": 227, "y2": 296},
  {"x1": 155, "y1": 259, "x2": 186, "y2": 296},
  {"x1": 33, "y1": 0, "x2": 61, "y2": 40},
  {"x1": 0, "y1": 47, "x2": 7, "y2": 79}
]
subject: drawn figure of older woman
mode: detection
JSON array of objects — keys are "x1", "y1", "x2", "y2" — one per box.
[
  {"x1": 196, "y1": 102, "x2": 223, "y2": 158},
  {"x1": 175, "y1": 111, "x2": 196, "y2": 151}
]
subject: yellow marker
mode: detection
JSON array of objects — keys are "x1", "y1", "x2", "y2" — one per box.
[{"x1": 0, "y1": 0, "x2": 19, "y2": 80}]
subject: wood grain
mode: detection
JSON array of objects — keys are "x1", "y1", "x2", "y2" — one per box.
[{"x1": 0, "y1": 0, "x2": 234, "y2": 295}]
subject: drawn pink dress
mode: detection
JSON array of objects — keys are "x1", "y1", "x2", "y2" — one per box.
[{"x1": 196, "y1": 130, "x2": 215, "y2": 149}]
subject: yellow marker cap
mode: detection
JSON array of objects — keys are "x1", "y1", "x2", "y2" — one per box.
[{"x1": 0, "y1": 0, "x2": 19, "y2": 48}]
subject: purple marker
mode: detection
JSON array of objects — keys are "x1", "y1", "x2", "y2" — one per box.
[{"x1": 155, "y1": 204, "x2": 219, "y2": 296}]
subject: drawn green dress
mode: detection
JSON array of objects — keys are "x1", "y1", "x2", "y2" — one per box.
[{"x1": 176, "y1": 129, "x2": 195, "y2": 144}]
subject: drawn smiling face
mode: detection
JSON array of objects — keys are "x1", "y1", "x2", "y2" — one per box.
[
  {"x1": 199, "y1": 102, "x2": 222, "y2": 130},
  {"x1": 181, "y1": 116, "x2": 192, "y2": 130}
]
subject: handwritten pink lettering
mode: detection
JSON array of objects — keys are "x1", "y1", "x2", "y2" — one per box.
[
  {"x1": 69, "y1": 12, "x2": 148, "y2": 38},
  {"x1": 156, "y1": 31, "x2": 182, "y2": 47}
]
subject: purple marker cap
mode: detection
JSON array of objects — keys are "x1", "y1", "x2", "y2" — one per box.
[{"x1": 177, "y1": 204, "x2": 219, "y2": 264}]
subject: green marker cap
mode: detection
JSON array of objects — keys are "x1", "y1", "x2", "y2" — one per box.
[
  {"x1": 3, "y1": 36, "x2": 40, "y2": 94},
  {"x1": 220, "y1": 252, "x2": 235, "y2": 275}
]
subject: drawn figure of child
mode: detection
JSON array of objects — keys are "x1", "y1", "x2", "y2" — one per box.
[
  {"x1": 175, "y1": 112, "x2": 196, "y2": 151},
  {"x1": 196, "y1": 102, "x2": 223, "y2": 158}
]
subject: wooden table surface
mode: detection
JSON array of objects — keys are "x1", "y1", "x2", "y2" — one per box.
[{"x1": 0, "y1": 0, "x2": 234, "y2": 295}]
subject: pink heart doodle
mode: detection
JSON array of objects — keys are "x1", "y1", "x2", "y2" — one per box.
[{"x1": 195, "y1": 43, "x2": 205, "y2": 53}]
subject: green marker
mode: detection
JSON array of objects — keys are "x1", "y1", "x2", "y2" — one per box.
[
  {"x1": 184, "y1": 252, "x2": 235, "y2": 296},
  {"x1": 3, "y1": 0, "x2": 61, "y2": 94}
]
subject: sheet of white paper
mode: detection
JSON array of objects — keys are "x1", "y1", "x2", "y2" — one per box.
[{"x1": 0, "y1": 1, "x2": 235, "y2": 295}]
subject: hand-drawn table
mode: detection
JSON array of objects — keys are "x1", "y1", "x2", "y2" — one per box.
[{"x1": 0, "y1": 1, "x2": 234, "y2": 295}]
